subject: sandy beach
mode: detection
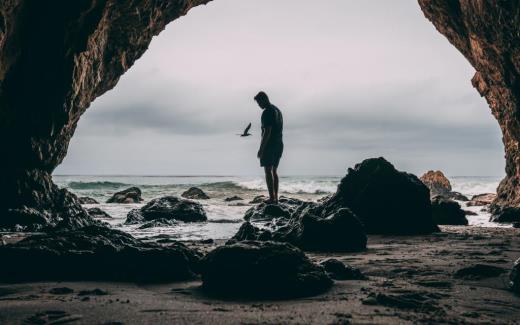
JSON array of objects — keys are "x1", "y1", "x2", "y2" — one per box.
[{"x1": 1, "y1": 226, "x2": 518, "y2": 325}]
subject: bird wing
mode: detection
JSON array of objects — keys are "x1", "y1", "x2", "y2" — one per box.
[{"x1": 244, "y1": 122, "x2": 252, "y2": 134}]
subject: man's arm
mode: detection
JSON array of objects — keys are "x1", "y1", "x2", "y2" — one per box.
[{"x1": 258, "y1": 127, "x2": 272, "y2": 158}]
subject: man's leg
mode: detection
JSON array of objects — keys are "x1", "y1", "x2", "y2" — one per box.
[
  {"x1": 273, "y1": 166, "x2": 279, "y2": 203},
  {"x1": 264, "y1": 166, "x2": 275, "y2": 202}
]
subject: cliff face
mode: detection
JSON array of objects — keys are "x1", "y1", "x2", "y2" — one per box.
[
  {"x1": 418, "y1": 0, "x2": 520, "y2": 211},
  {"x1": 0, "y1": 0, "x2": 211, "y2": 229}
]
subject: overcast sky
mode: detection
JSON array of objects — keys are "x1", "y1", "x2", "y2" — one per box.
[{"x1": 55, "y1": 0, "x2": 505, "y2": 177}]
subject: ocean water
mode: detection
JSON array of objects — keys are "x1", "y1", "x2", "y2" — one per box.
[{"x1": 53, "y1": 175, "x2": 507, "y2": 241}]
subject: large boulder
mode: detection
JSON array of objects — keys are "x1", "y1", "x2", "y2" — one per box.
[
  {"x1": 467, "y1": 193, "x2": 496, "y2": 207},
  {"x1": 200, "y1": 241, "x2": 332, "y2": 298},
  {"x1": 106, "y1": 187, "x2": 143, "y2": 204},
  {"x1": 431, "y1": 196, "x2": 468, "y2": 225},
  {"x1": 490, "y1": 207, "x2": 520, "y2": 223},
  {"x1": 125, "y1": 196, "x2": 207, "y2": 224},
  {"x1": 181, "y1": 187, "x2": 210, "y2": 200},
  {"x1": 244, "y1": 198, "x2": 305, "y2": 221},
  {"x1": 511, "y1": 258, "x2": 520, "y2": 294},
  {"x1": 232, "y1": 208, "x2": 367, "y2": 252},
  {"x1": 0, "y1": 225, "x2": 201, "y2": 282},
  {"x1": 420, "y1": 170, "x2": 452, "y2": 196},
  {"x1": 320, "y1": 157, "x2": 438, "y2": 235}
]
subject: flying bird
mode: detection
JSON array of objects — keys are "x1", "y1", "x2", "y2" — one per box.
[{"x1": 238, "y1": 122, "x2": 252, "y2": 137}]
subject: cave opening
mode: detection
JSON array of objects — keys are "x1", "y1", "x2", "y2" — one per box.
[{"x1": 55, "y1": 0, "x2": 503, "y2": 179}]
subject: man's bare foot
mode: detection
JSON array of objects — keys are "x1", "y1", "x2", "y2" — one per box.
[{"x1": 264, "y1": 198, "x2": 277, "y2": 204}]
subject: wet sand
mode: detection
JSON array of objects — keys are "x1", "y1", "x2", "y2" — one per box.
[{"x1": 0, "y1": 226, "x2": 519, "y2": 324}]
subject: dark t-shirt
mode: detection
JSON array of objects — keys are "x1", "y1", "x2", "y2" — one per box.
[{"x1": 261, "y1": 104, "x2": 283, "y2": 145}]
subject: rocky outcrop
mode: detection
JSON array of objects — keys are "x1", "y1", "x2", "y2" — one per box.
[
  {"x1": 420, "y1": 170, "x2": 452, "y2": 196},
  {"x1": 467, "y1": 193, "x2": 496, "y2": 207},
  {"x1": 0, "y1": 225, "x2": 201, "y2": 282},
  {"x1": 418, "y1": 1, "x2": 520, "y2": 211},
  {"x1": 319, "y1": 157, "x2": 438, "y2": 235},
  {"x1": 125, "y1": 196, "x2": 207, "y2": 224},
  {"x1": 78, "y1": 197, "x2": 99, "y2": 204},
  {"x1": 106, "y1": 187, "x2": 143, "y2": 204},
  {"x1": 431, "y1": 196, "x2": 468, "y2": 225},
  {"x1": 232, "y1": 207, "x2": 367, "y2": 252},
  {"x1": 181, "y1": 187, "x2": 210, "y2": 200},
  {"x1": 200, "y1": 241, "x2": 332, "y2": 298},
  {"x1": 0, "y1": 0, "x2": 210, "y2": 229}
]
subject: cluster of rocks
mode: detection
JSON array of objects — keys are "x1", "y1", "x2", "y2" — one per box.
[{"x1": 0, "y1": 225, "x2": 201, "y2": 282}]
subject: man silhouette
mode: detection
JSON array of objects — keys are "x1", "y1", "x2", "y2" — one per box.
[{"x1": 254, "y1": 91, "x2": 284, "y2": 204}]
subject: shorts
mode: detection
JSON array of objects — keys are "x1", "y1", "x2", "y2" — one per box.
[{"x1": 260, "y1": 142, "x2": 284, "y2": 167}]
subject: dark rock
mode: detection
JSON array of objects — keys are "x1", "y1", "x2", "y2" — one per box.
[
  {"x1": 420, "y1": 170, "x2": 452, "y2": 197},
  {"x1": 249, "y1": 195, "x2": 267, "y2": 204},
  {"x1": 181, "y1": 187, "x2": 210, "y2": 200},
  {"x1": 320, "y1": 259, "x2": 366, "y2": 280},
  {"x1": 511, "y1": 258, "x2": 520, "y2": 294},
  {"x1": 244, "y1": 203, "x2": 291, "y2": 221},
  {"x1": 224, "y1": 196, "x2": 243, "y2": 202},
  {"x1": 0, "y1": 225, "x2": 201, "y2": 282},
  {"x1": 513, "y1": 222, "x2": 520, "y2": 229},
  {"x1": 446, "y1": 191, "x2": 469, "y2": 201},
  {"x1": 78, "y1": 197, "x2": 99, "y2": 204},
  {"x1": 467, "y1": 193, "x2": 496, "y2": 207},
  {"x1": 87, "y1": 207, "x2": 112, "y2": 219},
  {"x1": 318, "y1": 157, "x2": 438, "y2": 235},
  {"x1": 431, "y1": 196, "x2": 468, "y2": 225},
  {"x1": 490, "y1": 207, "x2": 520, "y2": 223},
  {"x1": 49, "y1": 287, "x2": 74, "y2": 294},
  {"x1": 78, "y1": 289, "x2": 108, "y2": 296},
  {"x1": 106, "y1": 187, "x2": 143, "y2": 204},
  {"x1": 200, "y1": 241, "x2": 332, "y2": 298},
  {"x1": 137, "y1": 218, "x2": 178, "y2": 229},
  {"x1": 454, "y1": 264, "x2": 506, "y2": 280},
  {"x1": 125, "y1": 196, "x2": 207, "y2": 224},
  {"x1": 464, "y1": 210, "x2": 478, "y2": 216},
  {"x1": 232, "y1": 208, "x2": 367, "y2": 252}
]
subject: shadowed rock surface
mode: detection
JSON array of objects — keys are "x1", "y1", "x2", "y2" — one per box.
[
  {"x1": 232, "y1": 207, "x2": 367, "y2": 252},
  {"x1": 431, "y1": 196, "x2": 468, "y2": 225},
  {"x1": 0, "y1": 225, "x2": 201, "y2": 282},
  {"x1": 181, "y1": 187, "x2": 210, "y2": 200},
  {"x1": 316, "y1": 157, "x2": 438, "y2": 235},
  {"x1": 106, "y1": 187, "x2": 143, "y2": 204},
  {"x1": 224, "y1": 196, "x2": 243, "y2": 202},
  {"x1": 418, "y1": 1, "x2": 520, "y2": 211},
  {"x1": 200, "y1": 241, "x2": 332, "y2": 298},
  {"x1": 490, "y1": 207, "x2": 520, "y2": 224},
  {"x1": 78, "y1": 197, "x2": 99, "y2": 204},
  {"x1": 319, "y1": 259, "x2": 366, "y2": 280},
  {"x1": 420, "y1": 170, "x2": 451, "y2": 196},
  {"x1": 125, "y1": 196, "x2": 207, "y2": 224}
]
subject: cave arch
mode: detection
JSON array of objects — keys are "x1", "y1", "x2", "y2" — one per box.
[{"x1": 0, "y1": 0, "x2": 519, "y2": 228}]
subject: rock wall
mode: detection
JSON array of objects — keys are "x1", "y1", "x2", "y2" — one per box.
[
  {"x1": 0, "y1": 0, "x2": 211, "y2": 228},
  {"x1": 418, "y1": 0, "x2": 520, "y2": 210}
]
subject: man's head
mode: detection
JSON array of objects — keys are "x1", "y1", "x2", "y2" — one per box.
[{"x1": 254, "y1": 91, "x2": 270, "y2": 109}]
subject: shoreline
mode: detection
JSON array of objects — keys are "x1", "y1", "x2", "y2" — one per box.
[{"x1": 1, "y1": 226, "x2": 519, "y2": 324}]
